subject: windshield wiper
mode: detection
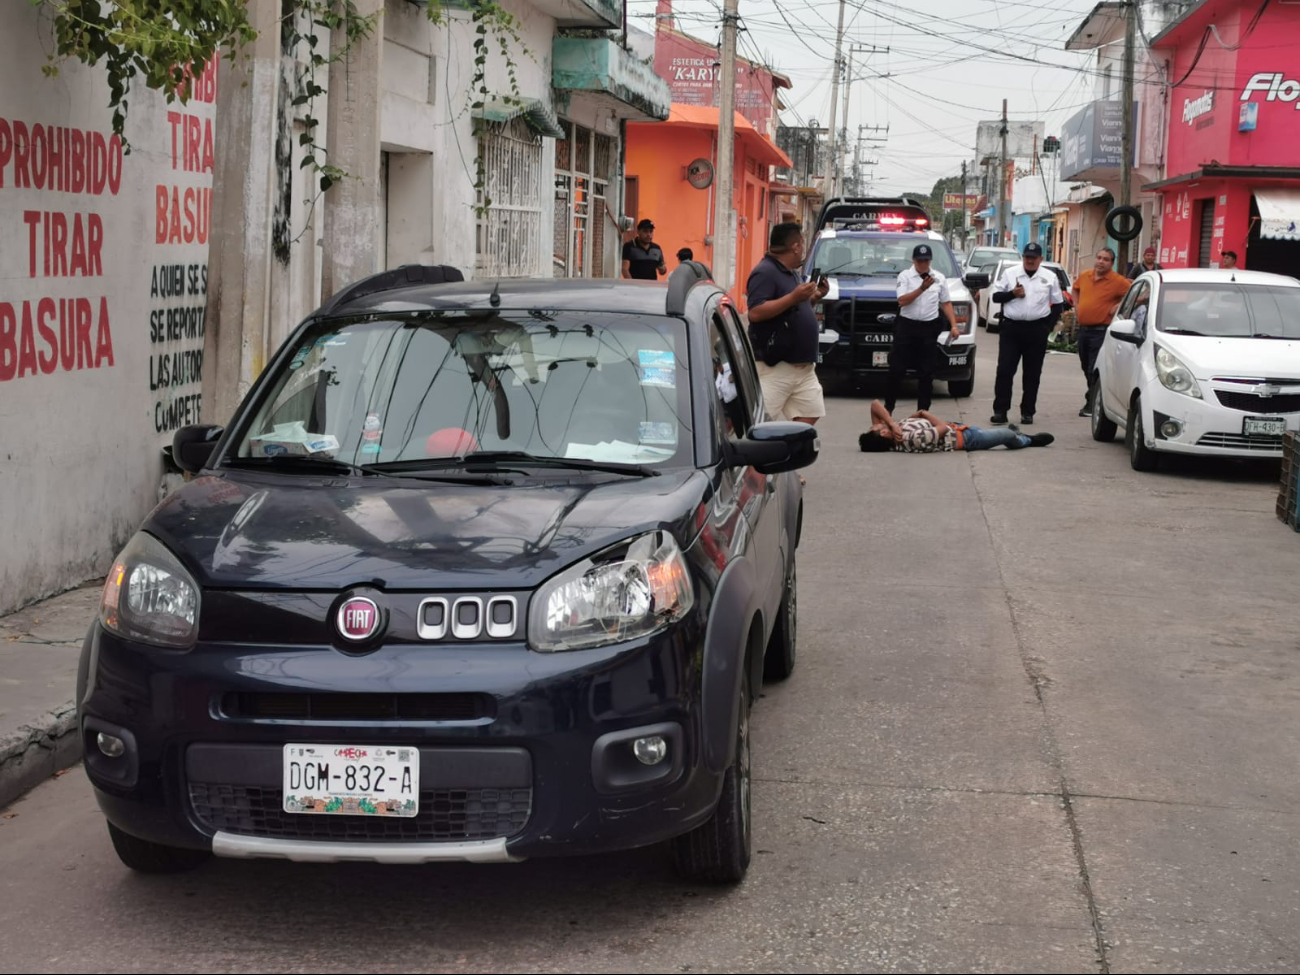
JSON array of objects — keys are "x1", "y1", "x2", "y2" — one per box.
[
  {"x1": 1159, "y1": 328, "x2": 1205, "y2": 335},
  {"x1": 225, "y1": 455, "x2": 510, "y2": 485},
  {"x1": 377, "y1": 450, "x2": 661, "y2": 478},
  {"x1": 1251, "y1": 334, "x2": 1299, "y2": 340}
]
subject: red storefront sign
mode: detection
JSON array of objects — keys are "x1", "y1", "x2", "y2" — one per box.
[{"x1": 653, "y1": 27, "x2": 783, "y2": 138}]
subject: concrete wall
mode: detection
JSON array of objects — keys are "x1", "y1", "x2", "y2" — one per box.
[
  {"x1": 1, "y1": 3, "x2": 216, "y2": 613},
  {"x1": 383, "y1": 0, "x2": 558, "y2": 279}
]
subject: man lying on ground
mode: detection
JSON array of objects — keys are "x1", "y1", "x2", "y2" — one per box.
[{"x1": 859, "y1": 400, "x2": 1054, "y2": 453}]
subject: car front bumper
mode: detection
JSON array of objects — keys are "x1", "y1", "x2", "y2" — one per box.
[
  {"x1": 1139, "y1": 381, "x2": 1300, "y2": 458},
  {"x1": 78, "y1": 617, "x2": 722, "y2": 863}
]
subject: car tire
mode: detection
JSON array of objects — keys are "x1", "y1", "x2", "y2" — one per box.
[
  {"x1": 1126, "y1": 394, "x2": 1158, "y2": 471},
  {"x1": 107, "y1": 822, "x2": 210, "y2": 874},
  {"x1": 947, "y1": 366, "x2": 975, "y2": 399},
  {"x1": 763, "y1": 561, "x2": 797, "y2": 682},
  {"x1": 673, "y1": 668, "x2": 752, "y2": 884},
  {"x1": 1090, "y1": 378, "x2": 1118, "y2": 442}
]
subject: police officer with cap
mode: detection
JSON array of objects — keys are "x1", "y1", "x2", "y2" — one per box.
[
  {"x1": 890, "y1": 243, "x2": 960, "y2": 414},
  {"x1": 989, "y1": 242, "x2": 1064, "y2": 425}
]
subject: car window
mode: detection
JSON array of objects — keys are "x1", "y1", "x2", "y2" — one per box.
[
  {"x1": 709, "y1": 313, "x2": 750, "y2": 441},
  {"x1": 720, "y1": 304, "x2": 763, "y2": 427},
  {"x1": 1156, "y1": 283, "x2": 1300, "y2": 338},
  {"x1": 1123, "y1": 281, "x2": 1151, "y2": 338},
  {"x1": 235, "y1": 311, "x2": 695, "y2": 468}
]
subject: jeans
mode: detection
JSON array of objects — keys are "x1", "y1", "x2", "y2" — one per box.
[
  {"x1": 993, "y1": 318, "x2": 1052, "y2": 416},
  {"x1": 887, "y1": 319, "x2": 938, "y2": 413},
  {"x1": 1077, "y1": 326, "x2": 1108, "y2": 404},
  {"x1": 962, "y1": 425, "x2": 1032, "y2": 450}
]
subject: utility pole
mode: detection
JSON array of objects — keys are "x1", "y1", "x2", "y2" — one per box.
[
  {"x1": 1118, "y1": 0, "x2": 1137, "y2": 272},
  {"x1": 841, "y1": 43, "x2": 887, "y2": 197},
  {"x1": 824, "y1": 0, "x2": 847, "y2": 199},
  {"x1": 998, "y1": 99, "x2": 1009, "y2": 247},
  {"x1": 712, "y1": 0, "x2": 739, "y2": 291},
  {"x1": 960, "y1": 160, "x2": 969, "y2": 252}
]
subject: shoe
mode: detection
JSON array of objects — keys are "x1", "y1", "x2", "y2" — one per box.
[
  {"x1": 990, "y1": 413, "x2": 1008, "y2": 425},
  {"x1": 1078, "y1": 406, "x2": 1093, "y2": 417},
  {"x1": 1028, "y1": 433, "x2": 1055, "y2": 447},
  {"x1": 1021, "y1": 414, "x2": 1034, "y2": 425}
]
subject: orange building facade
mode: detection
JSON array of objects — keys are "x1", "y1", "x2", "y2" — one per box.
[{"x1": 625, "y1": 105, "x2": 792, "y2": 306}]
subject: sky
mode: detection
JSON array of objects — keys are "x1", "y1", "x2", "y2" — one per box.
[{"x1": 625, "y1": 0, "x2": 1107, "y2": 195}]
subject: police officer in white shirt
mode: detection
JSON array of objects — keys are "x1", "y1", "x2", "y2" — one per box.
[
  {"x1": 989, "y1": 242, "x2": 1065, "y2": 425},
  {"x1": 890, "y1": 243, "x2": 960, "y2": 414}
]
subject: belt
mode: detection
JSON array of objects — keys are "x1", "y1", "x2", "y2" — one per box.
[{"x1": 1077, "y1": 322, "x2": 1109, "y2": 328}]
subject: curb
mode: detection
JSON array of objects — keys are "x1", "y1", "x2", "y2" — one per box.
[{"x1": 0, "y1": 703, "x2": 81, "y2": 810}]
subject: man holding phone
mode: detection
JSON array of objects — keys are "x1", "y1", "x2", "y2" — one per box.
[
  {"x1": 746, "y1": 222, "x2": 830, "y2": 425},
  {"x1": 890, "y1": 244, "x2": 960, "y2": 414}
]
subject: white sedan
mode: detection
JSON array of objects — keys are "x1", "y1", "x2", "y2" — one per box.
[{"x1": 1090, "y1": 268, "x2": 1300, "y2": 470}]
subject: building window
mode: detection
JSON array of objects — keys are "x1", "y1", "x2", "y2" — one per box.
[
  {"x1": 477, "y1": 117, "x2": 545, "y2": 278},
  {"x1": 554, "y1": 122, "x2": 617, "y2": 279}
]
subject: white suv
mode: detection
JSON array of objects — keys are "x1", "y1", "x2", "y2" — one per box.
[{"x1": 1090, "y1": 269, "x2": 1300, "y2": 470}]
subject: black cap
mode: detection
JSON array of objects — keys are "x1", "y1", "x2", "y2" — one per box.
[
  {"x1": 1023, "y1": 242, "x2": 1044, "y2": 257},
  {"x1": 912, "y1": 244, "x2": 933, "y2": 260},
  {"x1": 637, "y1": 218, "x2": 655, "y2": 230}
]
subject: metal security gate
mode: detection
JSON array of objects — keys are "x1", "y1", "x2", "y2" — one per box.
[
  {"x1": 1197, "y1": 198, "x2": 1216, "y2": 268},
  {"x1": 554, "y1": 122, "x2": 616, "y2": 278},
  {"x1": 477, "y1": 117, "x2": 545, "y2": 278}
]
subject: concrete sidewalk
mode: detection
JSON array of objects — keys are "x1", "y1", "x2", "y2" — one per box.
[{"x1": 0, "y1": 580, "x2": 100, "y2": 809}]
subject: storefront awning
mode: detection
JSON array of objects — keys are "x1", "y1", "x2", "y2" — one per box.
[
  {"x1": 1256, "y1": 189, "x2": 1300, "y2": 241},
  {"x1": 474, "y1": 96, "x2": 566, "y2": 140}
]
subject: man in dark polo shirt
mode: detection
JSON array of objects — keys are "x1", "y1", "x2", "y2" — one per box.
[
  {"x1": 746, "y1": 222, "x2": 830, "y2": 425},
  {"x1": 622, "y1": 219, "x2": 667, "y2": 280}
]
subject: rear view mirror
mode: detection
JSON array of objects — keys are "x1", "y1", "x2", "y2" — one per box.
[
  {"x1": 173, "y1": 425, "x2": 225, "y2": 474},
  {"x1": 726, "y1": 421, "x2": 819, "y2": 475},
  {"x1": 964, "y1": 272, "x2": 991, "y2": 291}
]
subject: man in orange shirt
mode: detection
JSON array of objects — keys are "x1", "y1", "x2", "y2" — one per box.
[{"x1": 1072, "y1": 248, "x2": 1132, "y2": 417}]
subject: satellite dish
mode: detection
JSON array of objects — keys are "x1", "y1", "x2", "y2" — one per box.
[{"x1": 686, "y1": 157, "x2": 714, "y2": 190}]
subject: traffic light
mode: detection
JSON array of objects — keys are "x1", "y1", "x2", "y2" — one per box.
[{"x1": 1042, "y1": 136, "x2": 1060, "y2": 154}]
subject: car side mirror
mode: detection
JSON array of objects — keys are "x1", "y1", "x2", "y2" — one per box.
[
  {"x1": 172, "y1": 425, "x2": 224, "y2": 474},
  {"x1": 1110, "y1": 318, "x2": 1141, "y2": 343},
  {"x1": 964, "y1": 272, "x2": 990, "y2": 291},
  {"x1": 726, "y1": 421, "x2": 819, "y2": 475}
]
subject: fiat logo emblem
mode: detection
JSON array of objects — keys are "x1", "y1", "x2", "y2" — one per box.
[{"x1": 336, "y1": 596, "x2": 381, "y2": 642}]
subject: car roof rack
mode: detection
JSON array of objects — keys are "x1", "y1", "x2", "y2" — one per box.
[
  {"x1": 317, "y1": 264, "x2": 465, "y2": 316},
  {"x1": 665, "y1": 260, "x2": 715, "y2": 316}
]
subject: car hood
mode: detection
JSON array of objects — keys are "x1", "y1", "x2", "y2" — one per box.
[
  {"x1": 1158, "y1": 333, "x2": 1300, "y2": 380},
  {"x1": 143, "y1": 469, "x2": 709, "y2": 591},
  {"x1": 824, "y1": 276, "x2": 973, "y2": 304}
]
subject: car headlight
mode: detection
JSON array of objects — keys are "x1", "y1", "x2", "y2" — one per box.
[
  {"x1": 100, "y1": 532, "x2": 201, "y2": 648},
  {"x1": 1154, "y1": 345, "x2": 1202, "y2": 399},
  {"x1": 951, "y1": 301, "x2": 973, "y2": 335},
  {"x1": 529, "y1": 531, "x2": 694, "y2": 652}
]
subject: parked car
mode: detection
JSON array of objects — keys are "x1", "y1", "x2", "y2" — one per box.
[
  {"x1": 976, "y1": 258, "x2": 1073, "y2": 332},
  {"x1": 78, "y1": 262, "x2": 816, "y2": 883},
  {"x1": 808, "y1": 198, "x2": 978, "y2": 397},
  {"x1": 1089, "y1": 269, "x2": 1300, "y2": 470}
]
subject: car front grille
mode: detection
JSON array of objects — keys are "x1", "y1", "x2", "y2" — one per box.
[
  {"x1": 825, "y1": 298, "x2": 899, "y2": 334},
  {"x1": 189, "y1": 783, "x2": 532, "y2": 842},
  {"x1": 1196, "y1": 432, "x2": 1286, "y2": 451},
  {"x1": 221, "y1": 692, "x2": 494, "y2": 723},
  {"x1": 1215, "y1": 390, "x2": 1300, "y2": 413}
]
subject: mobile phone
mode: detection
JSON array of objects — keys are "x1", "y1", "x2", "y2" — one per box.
[{"x1": 809, "y1": 267, "x2": 821, "y2": 283}]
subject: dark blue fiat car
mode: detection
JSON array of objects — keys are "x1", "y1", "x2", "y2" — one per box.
[{"x1": 78, "y1": 263, "x2": 815, "y2": 883}]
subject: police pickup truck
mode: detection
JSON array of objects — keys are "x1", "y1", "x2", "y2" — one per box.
[{"x1": 808, "y1": 198, "x2": 977, "y2": 398}]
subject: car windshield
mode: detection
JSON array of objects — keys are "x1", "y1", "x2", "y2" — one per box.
[
  {"x1": 811, "y1": 237, "x2": 959, "y2": 278},
  {"x1": 969, "y1": 249, "x2": 1018, "y2": 269},
  {"x1": 1157, "y1": 283, "x2": 1300, "y2": 339},
  {"x1": 232, "y1": 311, "x2": 693, "y2": 470}
]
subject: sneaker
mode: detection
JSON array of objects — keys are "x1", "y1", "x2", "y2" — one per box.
[
  {"x1": 1028, "y1": 433, "x2": 1055, "y2": 447},
  {"x1": 1021, "y1": 414, "x2": 1034, "y2": 425},
  {"x1": 1078, "y1": 406, "x2": 1093, "y2": 417},
  {"x1": 990, "y1": 413, "x2": 1009, "y2": 425}
]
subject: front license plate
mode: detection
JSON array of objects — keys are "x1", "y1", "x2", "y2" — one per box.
[
  {"x1": 872, "y1": 351, "x2": 890, "y2": 367},
  {"x1": 1244, "y1": 415, "x2": 1287, "y2": 437},
  {"x1": 283, "y1": 744, "x2": 419, "y2": 817}
]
